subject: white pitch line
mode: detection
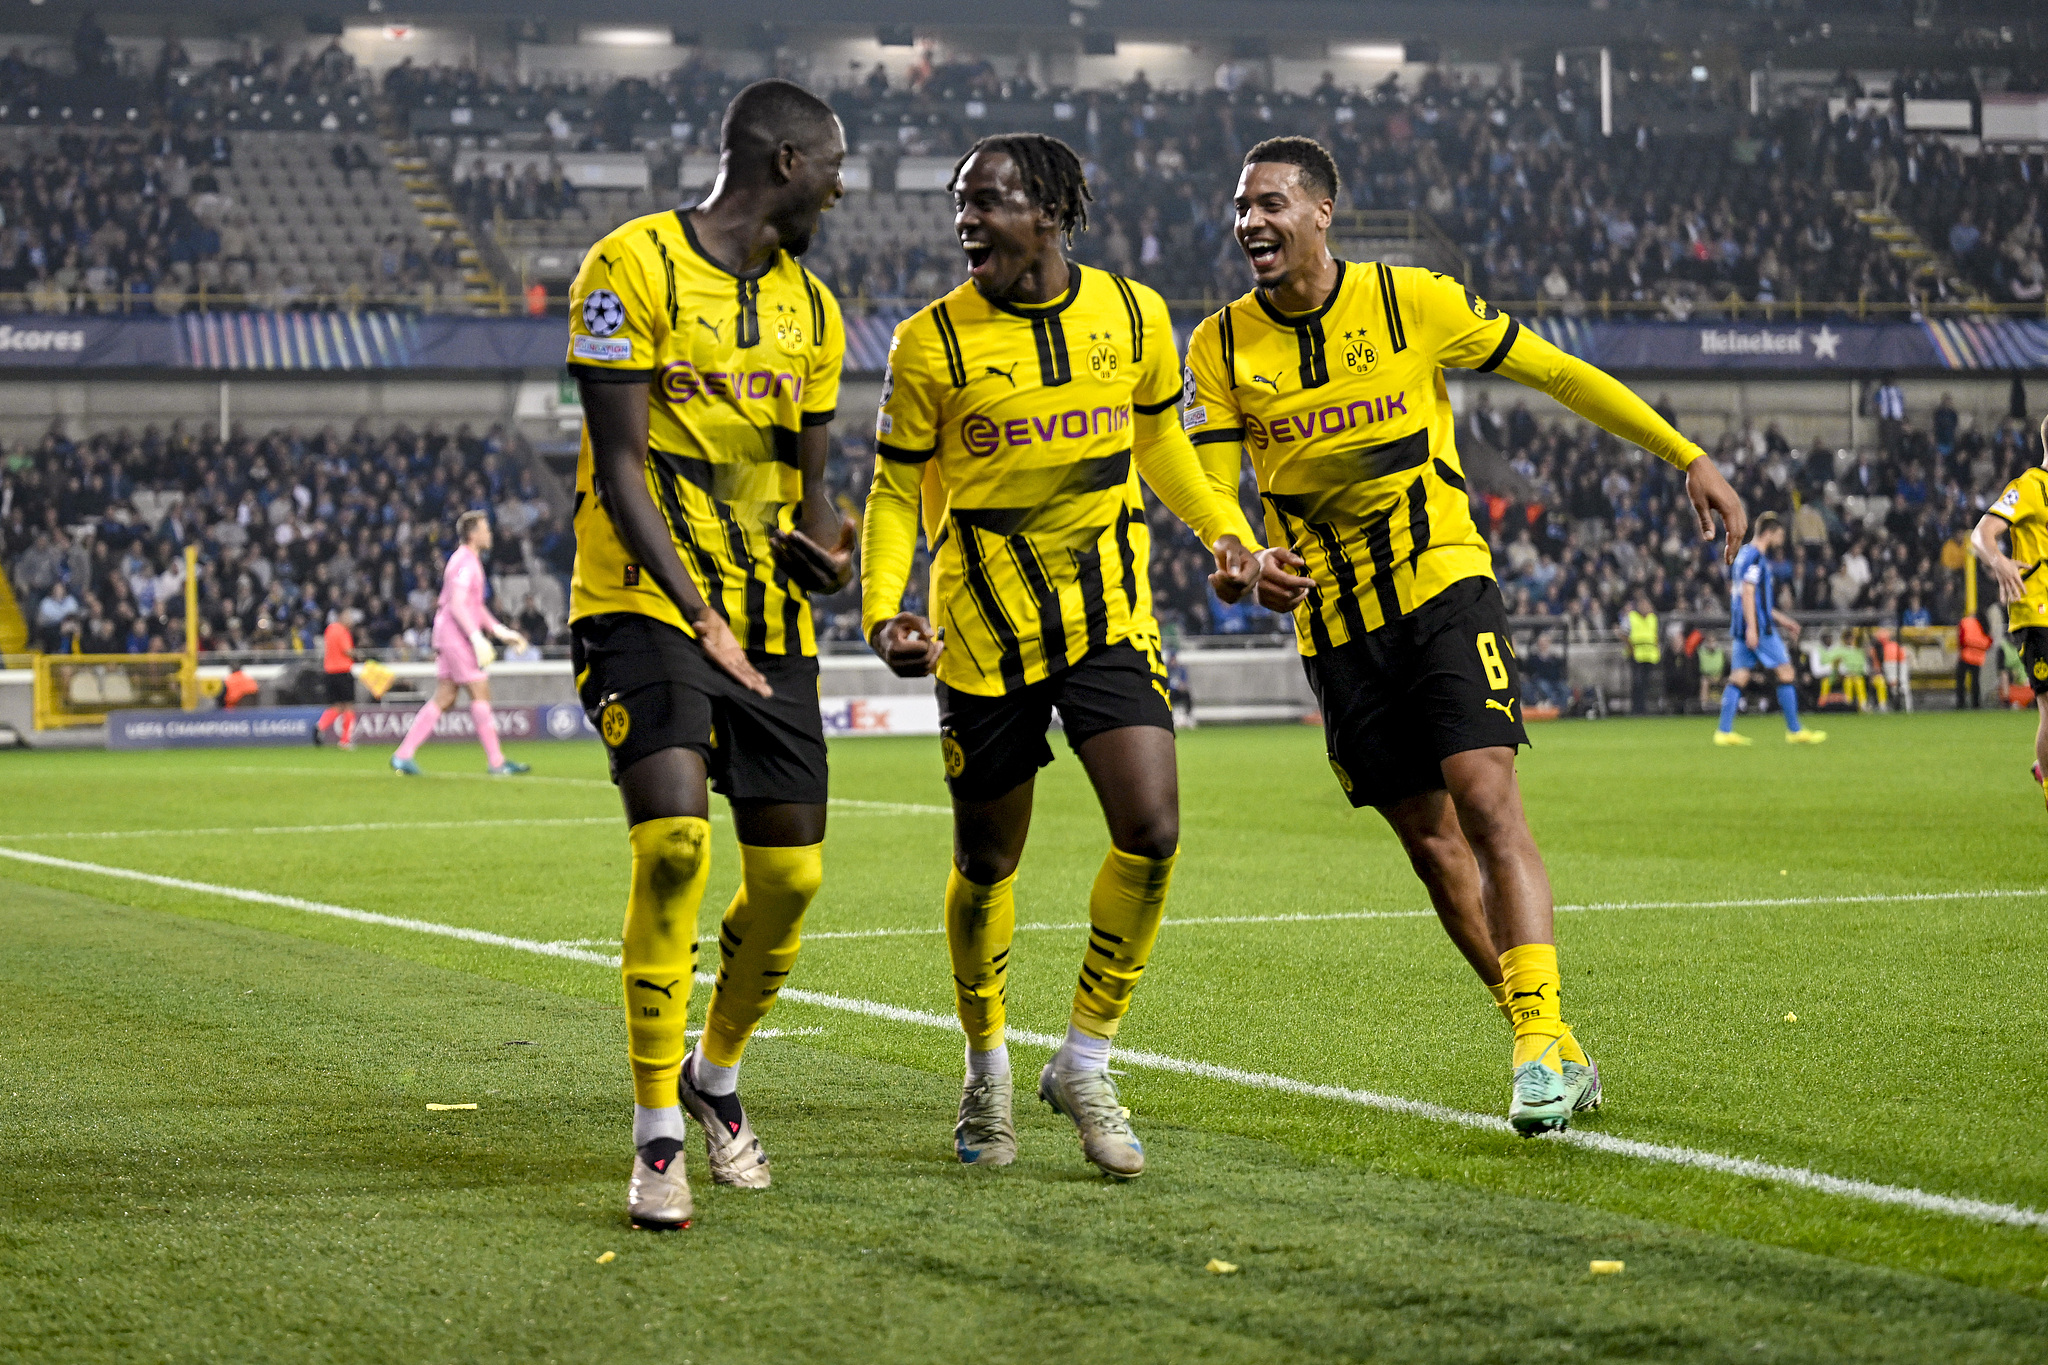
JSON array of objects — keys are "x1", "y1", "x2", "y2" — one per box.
[
  {"x1": 0, "y1": 817, "x2": 622, "y2": 841},
  {"x1": 6, "y1": 845, "x2": 2044, "y2": 1229},
  {"x1": 788, "y1": 886, "x2": 2048, "y2": 941}
]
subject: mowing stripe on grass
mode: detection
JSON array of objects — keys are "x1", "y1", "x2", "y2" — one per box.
[
  {"x1": 214, "y1": 766, "x2": 951, "y2": 815},
  {"x1": 5, "y1": 843, "x2": 2043, "y2": 1230}
]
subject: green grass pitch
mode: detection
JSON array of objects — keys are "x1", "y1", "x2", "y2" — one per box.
[{"x1": 3, "y1": 711, "x2": 2047, "y2": 1362}]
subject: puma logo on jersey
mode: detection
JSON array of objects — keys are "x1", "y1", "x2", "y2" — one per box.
[
  {"x1": 696, "y1": 315, "x2": 722, "y2": 340},
  {"x1": 982, "y1": 363, "x2": 1019, "y2": 387},
  {"x1": 1485, "y1": 698, "x2": 1517, "y2": 720},
  {"x1": 1250, "y1": 372, "x2": 1281, "y2": 390}
]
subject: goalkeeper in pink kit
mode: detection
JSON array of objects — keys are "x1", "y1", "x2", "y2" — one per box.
[{"x1": 390, "y1": 510, "x2": 531, "y2": 776}]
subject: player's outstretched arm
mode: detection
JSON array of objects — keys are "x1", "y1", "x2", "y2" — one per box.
[
  {"x1": 579, "y1": 378, "x2": 771, "y2": 697},
  {"x1": 1131, "y1": 418, "x2": 1263, "y2": 603},
  {"x1": 1492, "y1": 329, "x2": 1747, "y2": 561},
  {"x1": 1971, "y1": 512, "x2": 2030, "y2": 604}
]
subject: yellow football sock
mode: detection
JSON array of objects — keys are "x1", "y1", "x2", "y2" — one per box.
[
  {"x1": 1486, "y1": 978, "x2": 1512, "y2": 1026},
  {"x1": 1071, "y1": 845, "x2": 1175, "y2": 1040},
  {"x1": 946, "y1": 866, "x2": 1017, "y2": 1052},
  {"x1": 621, "y1": 816, "x2": 711, "y2": 1108},
  {"x1": 700, "y1": 841, "x2": 823, "y2": 1068},
  {"x1": 1500, "y1": 941, "x2": 1567, "y2": 1074}
]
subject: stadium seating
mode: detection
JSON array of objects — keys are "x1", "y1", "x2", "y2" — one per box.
[{"x1": 0, "y1": 420, "x2": 570, "y2": 658}]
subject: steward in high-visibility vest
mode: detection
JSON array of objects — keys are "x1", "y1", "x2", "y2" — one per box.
[{"x1": 1627, "y1": 606, "x2": 1661, "y2": 664}]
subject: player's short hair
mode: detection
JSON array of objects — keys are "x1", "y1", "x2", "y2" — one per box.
[
  {"x1": 456, "y1": 510, "x2": 489, "y2": 542},
  {"x1": 1754, "y1": 511, "x2": 1783, "y2": 536},
  {"x1": 720, "y1": 79, "x2": 839, "y2": 167},
  {"x1": 952, "y1": 132, "x2": 1092, "y2": 242},
  {"x1": 1243, "y1": 136, "x2": 1340, "y2": 202}
]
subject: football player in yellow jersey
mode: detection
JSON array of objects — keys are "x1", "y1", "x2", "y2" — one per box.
[
  {"x1": 1970, "y1": 415, "x2": 2048, "y2": 812},
  {"x1": 1185, "y1": 137, "x2": 1747, "y2": 1136},
  {"x1": 564, "y1": 80, "x2": 856, "y2": 1228},
  {"x1": 862, "y1": 134, "x2": 1262, "y2": 1178}
]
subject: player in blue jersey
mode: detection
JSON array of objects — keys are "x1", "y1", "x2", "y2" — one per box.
[{"x1": 1714, "y1": 512, "x2": 1825, "y2": 746}]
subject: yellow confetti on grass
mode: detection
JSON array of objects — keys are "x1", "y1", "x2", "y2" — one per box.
[
  {"x1": 596, "y1": 1251, "x2": 616, "y2": 1265},
  {"x1": 425, "y1": 1103, "x2": 478, "y2": 1111},
  {"x1": 1590, "y1": 1261, "x2": 1625, "y2": 1275},
  {"x1": 1205, "y1": 1259, "x2": 1239, "y2": 1274}
]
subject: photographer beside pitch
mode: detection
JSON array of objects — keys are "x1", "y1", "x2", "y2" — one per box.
[
  {"x1": 1970, "y1": 414, "x2": 2048, "y2": 813},
  {"x1": 1182, "y1": 136, "x2": 1746, "y2": 1135}
]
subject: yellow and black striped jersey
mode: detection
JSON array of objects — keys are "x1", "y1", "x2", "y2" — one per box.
[
  {"x1": 1185, "y1": 261, "x2": 1703, "y2": 655},
  {"x1": 565, "y1": 210, "x2": 844, "y2": 655},
  {"x1": 862, "y1": 263, "x2": 1257, "y2": 696},
  {"x1": 1988, "y1": 466, "x2": 2048, "y2": 630}
]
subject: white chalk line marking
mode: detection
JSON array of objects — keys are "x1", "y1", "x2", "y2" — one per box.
[
  {"x1": 785, "y1": 887, "x2": 2048, "y2": 941},
  {"x1": 4, "y1": 845, "x2": 2042, "y2": 1231}
]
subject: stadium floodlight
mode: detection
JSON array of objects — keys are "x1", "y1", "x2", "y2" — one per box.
[
  {"x1": 581, "y1": 27, "x2": 674, "y2": 47},
  {"x1": 1331, "y1": 44, "x2": 1406, "y2": 64}
]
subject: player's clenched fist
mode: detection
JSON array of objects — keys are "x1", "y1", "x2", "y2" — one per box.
[
  {"x1": 870, "y1": 612, "x2": 944, "y2": 678},
  {"x1": 1252, "y1": 547, "x2": 1316, "y2": 613}
]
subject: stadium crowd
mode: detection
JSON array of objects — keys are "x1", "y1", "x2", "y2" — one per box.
[
  {"x1": 381, "y1": 46, "x2": 2048, "y2": 314},
  {"x1": 1, "y1": 420, "x2": 569, "y2": 658}
]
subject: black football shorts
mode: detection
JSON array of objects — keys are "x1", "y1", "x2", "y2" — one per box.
[
  {"x1": 935, "y1": 639, "x2": 1173, "y2": 802},
  {"x1": 1303, "y1": 576, "x2": 1529, "y2": 809},
  {"x1": 2016, "y1": 626, "x2": 2048, "y2": 698},
  {"x1": 570, "y1": 611, "x2": 828, "y2": 803}
]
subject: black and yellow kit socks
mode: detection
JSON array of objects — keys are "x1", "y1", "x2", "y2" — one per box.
[
  {"x1": 700, "y1": 842, "x2": 823, "y2": 1067},
  {"x1": 1499, "y1": 941, "x2": 1588, "y2": 1072},
  {"x1": 944, "y1": 845, "x2": 1176, "y2": 1050},
  {"x1": 1071, "y1": 845, "x2": 1174, "y2": 1039},
  {"x1": 621, "y1": 816, "x2": 711, "y2": 1108},
  {"x1": 946, "y1": 866, "x2": 1017, "y2": 1052},
  {"x1": 621, "y1": 819, "x2": 822, "y2": 1104}
]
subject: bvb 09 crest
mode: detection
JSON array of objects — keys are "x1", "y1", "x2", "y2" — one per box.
[
  {"x1": 773, "y1": 304, "x2": 805, "y2": 355},
  {"x1": 1341, "y1": 328, "x2": 1377, "y2": 376},
  {"x1": 1088, "y1": 340, "x2": 1119, "y2": 382}
]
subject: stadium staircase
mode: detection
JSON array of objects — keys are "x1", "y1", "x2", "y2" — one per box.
[
  {"x1": 383, "y1": 138, "x2": 504, "y2": 310},
  {"x1": 1333, "y1": 210, "x2": 1467, "y2": 278},
  {"x1": 1839, "y1": 190, "x2": 1976, "y2": 303},
  {"x1": 0, "y1": 566, "x2": 27, "y2": 655}
]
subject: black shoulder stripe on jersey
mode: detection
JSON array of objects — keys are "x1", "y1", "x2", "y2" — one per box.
[
  {"x1": 650, "y1": 231, "x2": 678, "y2": 329},
  {"x1": 1133, "y1": 394, "x2": 1178, "y2": 416},
  {"x1": 565, "y1": 363, "x2": 656, "y2": 383},
  {"x1": 878, "y1": 441, "x2": 936, "y2": 464},
  {"x1": 1032, "y1": 315, "x2": 1073, "y2": 387},
  {"x1": 1219, "y1": 309, "x2": 1237, "y2": 390},
  {"x1": 1475, "y1": 317, "x2": 1521, "y2": 374},
  {"x1": 933, "y1": 304, "x2": 968, "y2": 387},
  {"x1": 1112, "y1": 274, "x2": 1144, "y2": 363},
  {"x1": 801, "y1": 270, "x2": 826, "y2": 347},
  {"x1": 1432, "y1": 457, "x2": 1468, "y2": 491},
  {"x1": 1295, "y1": 316, "x2": 1330, "y2": 390},
  {"x1": 1376, "y1": 263, "x2": 1408, "y2": 353},
  {"x1": 1190, "y1": 428, "x2": 1245, "y2": 446}
]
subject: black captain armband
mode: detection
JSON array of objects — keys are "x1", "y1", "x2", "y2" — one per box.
[{"x1": 1474, "y1": 318, "x2": 1521, "y2": 374}]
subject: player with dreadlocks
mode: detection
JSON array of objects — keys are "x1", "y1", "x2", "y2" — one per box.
[{"x1": 862, "y1": 132, "x2": 1263, "y2": 1177}]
